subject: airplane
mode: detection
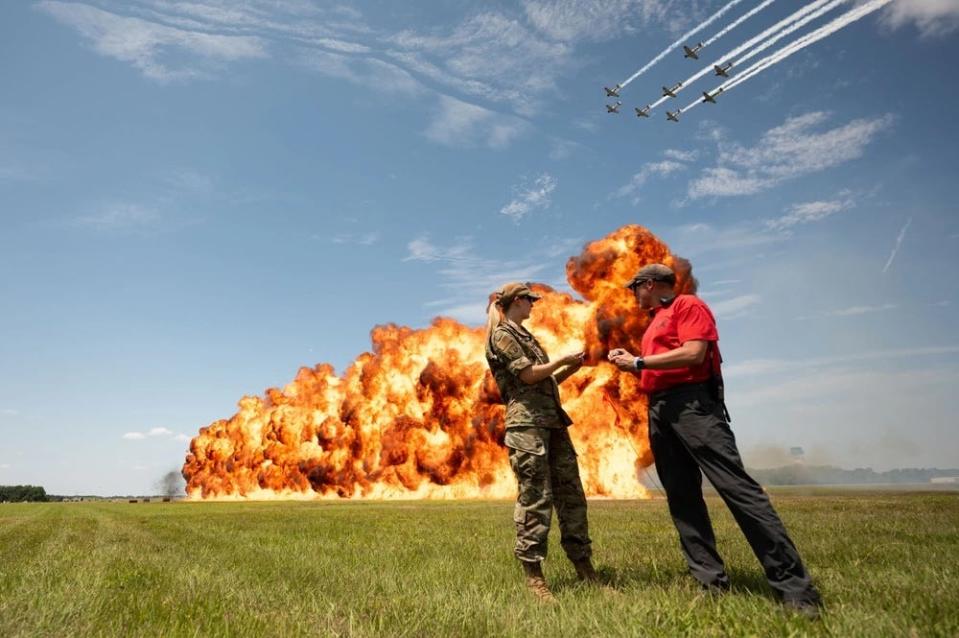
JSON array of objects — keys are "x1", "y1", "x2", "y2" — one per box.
[
  {"x1": 606, "y1": 101, "x2": 622, "y2": 113},
  {"x1": 604, "y1": 84, "x2": 621, "y2": 98},
  {"x1": 683, "y1": 42, "x2": 704, "y2": 60},
  {"x1": 702, "y1": 88, "x2": 724, "y2": 103},
  {"x1": 635, "y1": 105, "x2": 651, "y2": 118},
  {"x1": 714, "y1": 62, "x2": 733, "y2": 77},
  {"x1": 666, "y1": 109, "x2": 681, "y2": 122},
  {"x1": 662, "y1": 82, "x2": 683, "y2": 98}
]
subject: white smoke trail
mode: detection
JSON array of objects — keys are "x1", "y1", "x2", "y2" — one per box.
[
  {"x1": 703, "y1": 0, "x2": 778, "y2": 47},
  {"x1": 620, "y1": 0, "x2": 748, "y2": 88},
  {"x1": 654, "y1": 0, "x2": 842, "y2": 109},
  {"x1": 882, "y1": 216, "x2": 912, "y2": 273},
  {"x1": 683, "y1": 0, "x2": 891, "y2": 112},
  {"x1": 724, "y1": 0, "x2": 894, "y2": 92}
]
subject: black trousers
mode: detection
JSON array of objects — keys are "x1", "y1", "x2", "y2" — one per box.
[{"x1": 648, "y1": 383, "x2": 819, "y2": 603}]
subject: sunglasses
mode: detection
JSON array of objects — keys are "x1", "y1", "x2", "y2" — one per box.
[{"x1": 519, "y1": 295, "x2": 538, "y2": 303}]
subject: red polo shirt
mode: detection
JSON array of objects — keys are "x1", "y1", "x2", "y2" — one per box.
[{"x1": 640, "y1": 294, "x2": 720, "y2": 393}]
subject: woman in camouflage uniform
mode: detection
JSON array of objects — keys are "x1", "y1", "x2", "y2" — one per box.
[{"x1": 485, "y1": 282, "x2": 597, "y2": 602}]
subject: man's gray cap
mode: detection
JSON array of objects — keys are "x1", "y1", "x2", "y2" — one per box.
[{"x1": 626, "y1": 263, "x2": 676, "y2": 288}]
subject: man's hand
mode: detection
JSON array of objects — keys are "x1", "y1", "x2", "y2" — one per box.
[{"x1": 608, "y1": 349, "x2": 637, "y2": 371}]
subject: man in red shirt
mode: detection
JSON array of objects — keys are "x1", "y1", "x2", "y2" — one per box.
[{"x1": 609, "y1": 263, "x2": 821, "y2": 617}]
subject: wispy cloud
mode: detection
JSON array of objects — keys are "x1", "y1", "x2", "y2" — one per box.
[
  {"x1": 424, "y1": 96, "x2": 527, "y2": 149},
  {"x1": 122, "y1": 427, "x2": 189, "y2": 442},
  {"x1": 669, "y1": 221, "x2": 787, "y2": 256},
  {"x1": 613, "y1": 160, "x2": 686, "y2": 203},
  {"x1": 37, "y1": 1, "x2": 268, "y2": 82},
  {"x1": 882, "y1": 216, "x2": 913, "y2": 273},
  {"x1": 711, "y1": 293, "x2": 761, "y2": 319},
  {"x1": 500, "y1": 174, "x2": 557, "y2": 221},
  {"x1": 824, "y1": 303, "x2": 898, "y2": 317},
  {"x1": 0, "y1": 409, "x2": 19, "y2": 416},
  {"x1": 880, "y1": 0, "x2": 959, "y2": 37},
  {"x1": 404, "y1": 235, "x2": 568, "y2": 323},
  {"x1": 663, "y1": 148, "x2": 698, "y2": 162},
  {"x1": 725, "y1": 345, "x2": 959, "y2": 379},
  {"x1": 329, "y1": 232, "x2": 380, "y2": 246},
  {"x1": 765, "y1": 192, "x2": 856, "y2": 231},
  {"x1": 298, "y1": 49, "x2": 421, "y2": 95},
  {"x1": 522, "y1": 0, "x2": 677, "y2": 42},
  {"x1": 388, "y1": 12, "x2": 574, "y2": 113},
  {"x1": 75, "y1": 203, "x2": 159, "y2": 230},
  {"x1": 688, "y1": 112, "x2": 894, "y2": 199}
]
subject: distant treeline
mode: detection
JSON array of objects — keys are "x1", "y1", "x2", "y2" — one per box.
[
  {"x1": 750, "y1": 466, "x2": 959, "y2": 486},
  {"x1": 0, "y1": 485, "x2": 48, "y2": 502}
]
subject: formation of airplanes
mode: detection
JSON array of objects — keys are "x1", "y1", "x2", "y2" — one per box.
[{"x1": 605, "y1": 40, "x2": 731, "y2": 123}]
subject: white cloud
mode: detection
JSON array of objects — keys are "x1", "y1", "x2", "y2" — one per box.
[
  {"x1": 500, "y1": 174, "x2": 557, "y2": 221},
  {"x1": 824, "y1": 303, "x2": 897, "y2": 317},
  {"x1": 724, "y1": 345, "x2": 959, "y2": 379},
  {"x1": 688, "y1": 112, "x2": 894, "y2": 199},
  {"x1": 669, "y1": 221, "x2": 787, "y2": 256},
  {"x1": 330, "y1": 232, "x2": 380, "y2": 246},
  {"x1": 174, "y1": 433, "x2": 192, "y2": 443},
  {"x1": 299, "y1": 49, "x2": 421, "y2": 95},
  {"x1": 424, "y1": 96, "x2": 527, "y2": 149},
  {"x1": 404, "y1": 235, "x2": 559, "y2": 323},
  {"x1": 710, "y1": 293, "x2": 761, "y2": 319},
  {"x1": 0, "y1": 409, "x2": 18, "y2": 416},
  {"x1": 0, "y1": 463, "x2": 10, "y2": 470},
  {"x1": 613, "y1": 160, "x2": 685, "y2": 203},
  {"x1": 75, "y1": 203, "x2": 159, "y2": 230},
  {"x1": 388, "y1": 12, "x2": 574, "y2": 112},
  {"x1": 37, "y1": 1, "x2": 268, "y2": 82},
  {"x1": 881, "y1": 0, "x2": 959, "y2": 37},
  {"x1": 663, "y1": 148, "x2": 698, "y2": 162},
  {"x1": 122, "y1": 427, "x2": 184, "y2": 441},
  {"x1": 522, "y1": 0, "x2": 674, "y2": 42},
  {"x1": 765, "y1": 192, "x2": 856, "y2": 230}
]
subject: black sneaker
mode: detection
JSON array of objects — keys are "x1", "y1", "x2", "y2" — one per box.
[
  {"x1": 783, "y1": 597, "x2": 822, "y2": 620},
  {"x1": 701, "y1": 580, "x2": 731, "y2": 595}
]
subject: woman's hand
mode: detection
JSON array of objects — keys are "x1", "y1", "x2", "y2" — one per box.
[{"x1": 560, "y1": 352, "x2": 586, "y2": 367}]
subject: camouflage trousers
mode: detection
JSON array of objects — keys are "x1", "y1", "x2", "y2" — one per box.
[{"x1": 505, "y1": 426, "x2": 592, "y2": 563}]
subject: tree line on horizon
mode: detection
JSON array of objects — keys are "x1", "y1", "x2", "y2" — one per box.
[{"x1": 0, "y1": 485, "x2": 48, "y2": 502}]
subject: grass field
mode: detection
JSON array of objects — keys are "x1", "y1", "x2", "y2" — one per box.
[{"x1": 2, "y1": 489, "x2": 957, "y2": 637}]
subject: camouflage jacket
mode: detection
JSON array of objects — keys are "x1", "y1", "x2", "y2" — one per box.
[{"x1": 485, "y1": 320, "x2": 573, "y2": 429}]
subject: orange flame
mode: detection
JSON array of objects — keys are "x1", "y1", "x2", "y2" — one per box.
[{"x1": 182, "y1": 225, "x2": 696, "y2": 500}]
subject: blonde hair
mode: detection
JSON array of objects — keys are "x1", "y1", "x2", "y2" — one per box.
[{"x1": 486, "y1": 292, "x2": 504, "y2": 342}]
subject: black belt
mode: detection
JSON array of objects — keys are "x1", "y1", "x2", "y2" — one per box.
[{"x1": 648, "y1": 381, "x2": 712, "y2": 402}]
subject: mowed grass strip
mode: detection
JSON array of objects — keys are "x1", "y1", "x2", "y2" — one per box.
[{"x1": 1, "y1": 490, "x2": 957, "y2": 637}]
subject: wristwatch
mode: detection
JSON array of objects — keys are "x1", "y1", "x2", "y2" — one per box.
[{"x1": 634, "y1": 356, "x2": 646, "y2": 370}]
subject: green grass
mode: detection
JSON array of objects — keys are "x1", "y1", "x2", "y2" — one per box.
[{"x1": 2, "y1": 490, "x2": 957, "y2": 637}]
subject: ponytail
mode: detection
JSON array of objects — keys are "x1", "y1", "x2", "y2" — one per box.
[{"x1": 486, "y1": 292, "x2": 504, "y2": 343}]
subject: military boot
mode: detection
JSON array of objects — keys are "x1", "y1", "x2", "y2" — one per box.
[
  {"x1": 572, "y1": 557, "x2": 599, "y2": 583},
  {"x1": 522, "y1": 561, "x2": 556, "y2": 603}
]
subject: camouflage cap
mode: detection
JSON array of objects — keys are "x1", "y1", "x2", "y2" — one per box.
[
  {"x1": 626, "y1": 263, "x2": 676, "y2": 288},
  {"x1": 495, "y1": 282, "x2": 542, "y2": 308}
]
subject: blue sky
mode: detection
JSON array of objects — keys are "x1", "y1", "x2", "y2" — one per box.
[{"x1": 2, "y1": 0, "x2": 958, "y2": 495}]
